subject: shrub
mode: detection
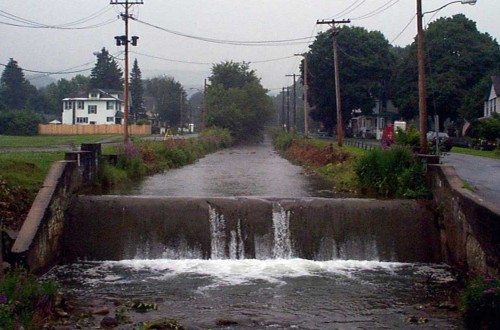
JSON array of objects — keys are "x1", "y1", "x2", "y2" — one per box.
[
  {"x1": 394, "y1": 123, "x2": 420, "y2": 151},
  {"x1": 461, "y1": 277, "x2": 500, "y2": 328},
  {"x1": 0, "y1": 109, "x2": 42, "y2": 136},
  {"x1": 272, "y1": 130, "x2": 296, "y2": 152},
  {"x1": 0, "y1": 269, "x2": 58, "y2": 329},
  {"x1": 354, "y1": 146, "x2": 429, "y2": 198}
]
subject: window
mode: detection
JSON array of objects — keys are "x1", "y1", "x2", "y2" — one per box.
[
  {"x1": 77, "y1": 101, "x2": 84, "y2": 109},
  {"x1": 106, "y1": 117, "x2": 114, "y2": 122},
  {"x1": 88, "y1": 105, "x2": 97, "y2": 114},
  {"x1": 90, "y1": 92, "x2": 99, "y2": 99},
  {"x1": 107, "y1": 101, "x2": 114, "y2": 110},
  {"x1": 64, "y1": 101, "x2": 72, "y2": 110},
  {"x1": 76, "y1": 117, "x2": 88, "y2": 124}
]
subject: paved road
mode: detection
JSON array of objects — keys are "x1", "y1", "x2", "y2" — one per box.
[{"x1": 441, "y1": 153, "x2": 500, "y2": 206}]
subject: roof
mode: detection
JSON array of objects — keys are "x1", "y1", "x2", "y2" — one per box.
[
  {"x1": 491, "y1": 76, "x2": 500, "y2": 98},
  {"x1": 63, "y1": 89, "x2": 124, "y2": 101}
]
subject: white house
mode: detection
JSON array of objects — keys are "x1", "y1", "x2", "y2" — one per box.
[
  {"x1": 62, "y1": 89, "x2": 123, "y2": 125},
  {"x1": 484, "y1": 76, "x2": 500, "y2": 118}
]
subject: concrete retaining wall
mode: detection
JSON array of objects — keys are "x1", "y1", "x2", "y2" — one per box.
[
  {"x1": 427, "y1": 165, "x2": 500, "y2": 277},
  {"x1": 39, "y1": 124, "x2": 151, "y2": 135},
  {"x1": 10, "y1": 145, "x2": 101, "y2": 274}
]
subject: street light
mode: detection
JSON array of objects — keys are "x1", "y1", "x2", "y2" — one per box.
[{"x1": 416, "y1": 0, "x2": 477, "y2": 154}]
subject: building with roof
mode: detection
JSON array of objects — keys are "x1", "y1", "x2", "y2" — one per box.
[
  {"x1": 62, "y1": 89, "x2": 123, "y2": 125},
  {"x1": 484, "y1": 76, "x2": 500, "y2": 118}
]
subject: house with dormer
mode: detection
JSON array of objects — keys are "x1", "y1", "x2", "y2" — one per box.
[
  {"x1": 484, "y1": 76, "x2": 500, "y2": 118},
  {"x1": 62, "y1": 89, "x2": 123, "y2": 125}
]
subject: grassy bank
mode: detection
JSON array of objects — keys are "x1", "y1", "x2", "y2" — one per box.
[
  {"x1": 0, "y1": 129, "x2": 232, "y2": 230},
  {"x1": 272, "y1": 131, "x2": 429, "y2": 198},
  {"x1": 0, "y1": 134, "x2": 120, "y2": 148},
  {"x1": 272, "y1": 131, "x2": 363, "y2": 193},
  {"x1": 451, "y1": 146, "x2": 500, "y2": 160}
]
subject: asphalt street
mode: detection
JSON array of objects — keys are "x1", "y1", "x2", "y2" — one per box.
[{"x1": 441, "y1": 152, "x2": 500, "y2": 206}]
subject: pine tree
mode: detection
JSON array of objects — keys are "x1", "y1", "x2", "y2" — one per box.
[
  {"x1": 130, "y1": 58, "x2": 145, "y2": 119},
  {"x1": 0, "y1": 58, "x2": 32, "y2": 110},
  {"x1": 90, "y1": 48, "x2": 123, "y2": 91}
]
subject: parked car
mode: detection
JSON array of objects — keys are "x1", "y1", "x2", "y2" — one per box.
[{"x1": 427, "y1": 131, "x2": 453, "y2": 152}]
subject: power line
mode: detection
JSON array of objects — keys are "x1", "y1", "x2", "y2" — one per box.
[
  {"x1": 325, "y1": 0, "x2": 367, "y2": 20},
  {"x1": 132, "y1": 17, "x2": 315, "y2": 46},
  {"x1": 390, "y1": 14, "x2": 417, "y2": 44},
  {"x1": 0, "y1": 7, "x2": 117, "y2": 29},
  {"x1": 350, "y1": 0, "x2": 401, "y2": 20}
]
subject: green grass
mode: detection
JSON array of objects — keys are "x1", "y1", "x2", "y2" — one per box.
[
  {"x1": 0, "y1": 151, "x2": 64, "y2": 191},
  {"x1": 0, "y1": 134, "x2": 121, "y2": 148},
  {"x1": 452, "y1": 147, "x2": 500, "y2": 160}
]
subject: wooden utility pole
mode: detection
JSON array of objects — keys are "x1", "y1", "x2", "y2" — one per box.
[
  {"x1": 281, "y1": 87, "x2": 286, "y2": 131},
  {"x1": 286, "y1": 74, "x2": 298, "y2": 131},
  {"x1": 317, "y1": 19, "x2": 350, "y2": 147},
  {"x1": 180, "y1": 93, "x2": 184, "y2": 135},
  {"x1": 111, "y1": 0, "x2": 143, "y2": 143},
  {"x1": 416, "y1": 0, "x2": 427, "y2": 154},
  {"x1": 286, "y1": 87, "x2": 290, "y2": 132},
  {"x1": 202, "y1": 79, "x2": 207, "y2": 130},
  {"x1": 295, "y1": 53, "x2": 309, "y2": 136}
]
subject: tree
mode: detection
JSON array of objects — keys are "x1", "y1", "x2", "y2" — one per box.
[
  {"x1": 306, "y1": 26, "x2": 394, "y2": 130},
  {"x1": 38, "y1": 75, "x2": 90, "y2": 115},
  {"x1": 0, "y1": 58, "x2": 35, "y2": 110},
  {"x1": 144, "y1": 76, "x2": 185, "y2": 126},
  {"x1": 207, "y1": 61, "x2": 273, "y2": 141},
  {"x1": 392, "y1": 15, "x2": 500, "y2": 124},
  {"x1": 130, "y1": 59, "x2": 145, "y2": 120},
  {"x1": 90, "y1": 48, "x2": 123, "y2": 90}
]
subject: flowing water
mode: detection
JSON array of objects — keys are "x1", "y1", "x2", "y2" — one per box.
[
  {"x1": 48, "y1": 138, "x2": 462, "y2": 329},
  {"x1": 113, "y1": 138, "x2": 338, "y2": 198}
]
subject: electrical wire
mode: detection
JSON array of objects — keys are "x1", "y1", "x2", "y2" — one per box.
[
  {"x1": 350, "y1": 0, "x2": 401, "y2": 20},
  {"x1": 390, "y1": 14, "x2": 417, "y2": 44},
  {"x1": 325, "y1": 0, "x2": 367, "y2": 20},
  {"x1": 0, "y1": 7, "x2": 118, "y2": 30},
  {"x1": 132, "y1": 17, "x2": 315, "y2": 46}
]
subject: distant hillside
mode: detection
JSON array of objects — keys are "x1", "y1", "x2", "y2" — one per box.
[{"x1": 27, "y1": 75, "x2": 56, "y2": 89}]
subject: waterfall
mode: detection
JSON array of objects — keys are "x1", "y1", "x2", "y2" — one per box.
[
  {"x1": 229, "y1": 218, "x2": 245, "y2": 259},
  {"x1": 209, "y1": 206, "x2": 226, "y2": 260},
  {"x1": 272, "y1": 204, "x2": 293, "y2": 259}
]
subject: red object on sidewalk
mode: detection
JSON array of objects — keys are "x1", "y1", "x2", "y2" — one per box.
[{"x1": 381, "y1": 124, "x2": 395, "y2": 148}]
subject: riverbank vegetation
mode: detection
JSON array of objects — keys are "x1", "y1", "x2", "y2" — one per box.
[
  {"x1": 273, "y1": 131, "x2": 429, "y2": 198},
  {"x1": 272, "y1": 130, "x2": 361, "y2": 193},
  {"x1": 0, "y1": 269, "x2": 58, "y2": 329},
  {"x1": 98, "y1": 128, "x2": 232, "y2": 190}
]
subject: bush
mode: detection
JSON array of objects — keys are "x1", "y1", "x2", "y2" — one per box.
[
  {"x1": 461, "y1": 277, "x2": 500, "y2": 328},
  {"x1": 272, "y1": 130, "x2": 296, "y2": 152},
  {"x1": 0, "y1": 109, "x2": 42, "y2": 136},
  {"x1": 354, "y1": 146, "x2": 429, "y2": 198},
  {"x1": 394, "y1": 123, "x2": 420, "y2": 151},
  {"x1": 0, "y1": 269, "x2": 58, "y2": 329}
]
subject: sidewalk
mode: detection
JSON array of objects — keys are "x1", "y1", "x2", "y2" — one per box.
[{"x1": 441, "y1": 153, "x2": 500, "y2": 206}]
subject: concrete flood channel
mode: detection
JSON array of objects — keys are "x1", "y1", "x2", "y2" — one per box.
[{"x1": 48, "y1": 141, "x2": 462, "y2": 329}]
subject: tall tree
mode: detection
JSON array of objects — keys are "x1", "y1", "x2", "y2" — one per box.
[
  {"x1": 144, "y1": 76, "x2": 185, "y2": 125},
  {"x1": 0, "y1": 58, "x2": 34, "y2": 110},
  {"x1": 392, "y1": 14, "x2": 500, "y2": 124},
  {"x1": 306, "y1": 26, "x2": 394, "y2": 130},
  {"x1": 90, "y1": 47, "x2": 123, "y2": 90},
  {"x1": 207, "y1": 61, "x2": 273, "y2": 141},
  {"x1": 130, "y1": 59, "x2": 145, "y2": 119}
]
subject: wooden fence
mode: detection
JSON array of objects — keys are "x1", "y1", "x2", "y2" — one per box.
[{"x1": 38, "y1": 124, "x2": 151, "y2": 135}]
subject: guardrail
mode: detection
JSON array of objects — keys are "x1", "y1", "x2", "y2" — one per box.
[{"x1": 343, "y1": 139, "x2": 378, "y2": 151}]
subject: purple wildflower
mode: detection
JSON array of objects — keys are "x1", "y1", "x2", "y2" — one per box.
[
  {"x1": 483, "y1": 289, "x2": 495, "y2": 295},
  {"x1": 0, "y1": 293, "x2": 7, "y2": 304}
]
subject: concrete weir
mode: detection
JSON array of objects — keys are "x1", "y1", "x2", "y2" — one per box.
[{"x1": 64, "y1": 196, "x2": 441, "y2": 263}]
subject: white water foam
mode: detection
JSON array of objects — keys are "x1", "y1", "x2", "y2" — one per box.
[
  {"x1": 272, "y1": 204, "x2": 292, "y2": 259},
  {"x1": 100, "y1": 259, "x2": 408, "y2": 288}
]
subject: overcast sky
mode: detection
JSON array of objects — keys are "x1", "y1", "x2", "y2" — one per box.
[{"x1": 1, "y1": 0, "x2": 498, "y2": 93}]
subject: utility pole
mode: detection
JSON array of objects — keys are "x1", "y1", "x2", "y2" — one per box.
[
  {"x1": 286, "y1": 87, "x2": 290, "y2": 132},
  {"x1": 286, "y1": 74, "x2": 298, "y2": 131},
  {"x1": 295, "y1": 53, "x2": 309, "y2": 136},
  {"x1": 180, "y1": 93, "x2": 184, "y2": 135},
  {"x1": 202, "y1": 79, "x2": 207, "y2": 131},
  {"x1": 416, "y1": 0, "x2": 427, "y2": 154},
  {"x1": 281, "y1": 87, "x2": 286, "y2": 131},
  {"x1": 317, "y1": 19, "x2": 350, "y2": 147},
  {"x1": 111, "y1": 0, "x2": 143, "y2": 144}
]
